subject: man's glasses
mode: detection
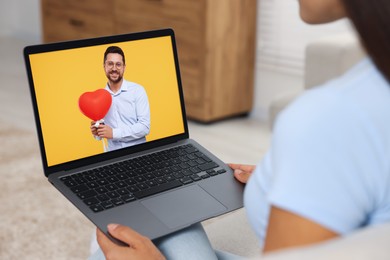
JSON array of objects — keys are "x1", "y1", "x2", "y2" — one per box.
[{"x1": 105, "y1": 61, "x2": 124, "y2": 69}]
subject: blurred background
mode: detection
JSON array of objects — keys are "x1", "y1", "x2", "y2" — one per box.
[
  {"x1": 0, "y1": 0, "x2": 354, "y2": 123},
  {"x1": 0, "y1": 0, "x2": 355, "y2": 259}
]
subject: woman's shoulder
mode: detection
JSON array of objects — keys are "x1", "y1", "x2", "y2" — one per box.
[{"x1": 277, "y1": 58, "x2": 390, "y2": 128}]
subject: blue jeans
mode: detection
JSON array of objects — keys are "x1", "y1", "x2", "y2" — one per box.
[{"x1": 89, "y1": 223, "x2": 244, "y2": 260}]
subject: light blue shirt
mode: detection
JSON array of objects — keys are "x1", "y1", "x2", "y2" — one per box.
[
  {"x1": 244, "y1": 58, "x2": 390, "y2": 248},
  {"x1": 104, "y1": 80, "x2": 150, "y2": 151}
]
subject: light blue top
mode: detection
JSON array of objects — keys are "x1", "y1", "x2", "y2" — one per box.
[
  {"x1": 104, "y1": 79, "x2": 150, "y2": 151},
  {"x1": 244, "y1": 58, "x2": 390, "y2": 249}
]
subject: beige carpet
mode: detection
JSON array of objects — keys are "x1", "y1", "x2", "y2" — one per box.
[{"x1": 0, "y1": 121, "x2": 94, "y2": 259}]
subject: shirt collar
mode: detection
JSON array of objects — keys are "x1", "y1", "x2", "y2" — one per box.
[{"x1": 105, "y1": 80, "x2": 128, "y2": 95}]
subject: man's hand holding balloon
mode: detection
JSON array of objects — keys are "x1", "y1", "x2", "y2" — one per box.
[{"x1": 91, "y1": 121, "x2": 113, "y2": 139}]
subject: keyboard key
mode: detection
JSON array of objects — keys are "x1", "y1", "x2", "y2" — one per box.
[
  {"x1": 187, "y1": 154, "x2": 197, "y2": 160},
  {"x1": 156, "y1": 177, "x2": 166, "y2": 184},
  {"x1": 84, "y1": 197, "x2": 99, "y2": 206},
  {"x1": 145, "y1": 173, "x2": 155, "y2": 180},
  {"x1": 173, "y1": 172, "x2": 183, "y2": 179},
  {"x1": 107, "y1": 191, "x2": 120, "y2": 199},
  {"x1": 90, "y1": 205, "x2": 104, "y2": 213},
  {"x1": 180, "y1": 177, "x2": 193, "y2": 185},
  {"x1": 101, "y1": 201, "x2": 114, "y2": 209},
  {"x1": 95, "y1": 172, "x2": 108, "y2": 179},
  {"x1": 60, "y1": 176, "x2": 71, "y2": 182},
  {"x1": 117, "y1": 188, "x2": 130, "y2": 196},
  {"x1": 116, "y1": 181, "x2": 127, "y2": 188},
  {"x1": 198, "y1": 162, "x2": 219, "y2": 171},
  {"x1": 86, "y1": 181, "x2": 99, "y2": 189},
  {"x1": 95, "y1": 187, "x2": 108, "y2": 194},
  {"x1": 188, "y1": 160, "x2": 198, "y2": 167},
  {"x1": 107, "y1": 176, "x2": 119, "y2": 183},
  {"x1": 105, "y1": 184, "x2": 118, "y2": 191},
  {"x1": 111, "y1": 198, "x2": 124, "y2": 206},
  {"x1": 135, "y1": 176, "x2": 146, "y2": 183},
  {"x1": 122, "y1": 194, "x2": 136, "y2": 203},
  {"x1": 137, "y1": 183, "x2": 149, "y2": 190},
  {"x1": 127, "y1": 185, "x2": 139, "y2": 193},
  {"x1": 190, "y1": 167, "x2": 201, "y2": 174},
  {"x1": 165, "y1": 175, "x2": 175, "y2": 182},
  {"x1": 97, "y1": 194, "x2": 110, "y2": 202},
  {"x1": 196, "y1": 158, "x2": 206, "y2": 165},
  {"x1": 85, "y1": 175, "x2": 97, "y2": 181},
  {"x1": 116, "y1": 173, "x2": 128, "y2": 180},
  {"x1": 217, "y1": 169, "x2": 227, "y2": 174},
  {"x1": 126, "y1": 178, "x2": 137, "y2": 186},
  {"x1": 73, "y1": 177, "x2": 87, "y2": 184},
  {"x1": 135, "y1": 168, "x2": 146, "y2": 175},
  {"x1": 78, "y1": 190, "x2": 97, "y2": 199},
  {"x1": 190, "y1": 174, "x2": 202, "y2": 181},
  {"x1": 146, "y1": 180, "x2": 158, "y2": 187},
  {"x1": 64, "y1": 180, "x2": 77, "y2": 187},
  {"x1": 207, "y1": 170, "x2": 218, "y2": 176},
  {"x1": 145, "y1": 166, "x2": 154, "y2": 172},
  {"x1": 185, "y1": 146, "x2": 198, "y2": 154},
  {"x1": 97, "y1": 179, "x2": 108, "y2": 186},
  {"x1": 182, "y1": 169, "x2": 193, "y2": 176},
  {"x1": 71, "y1": 184, "x2": 89, "y2": 193}
]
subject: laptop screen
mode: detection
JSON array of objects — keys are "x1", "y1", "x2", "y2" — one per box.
[{"x1": 24, "y1": 29, "x2": 188, "y2": 175}]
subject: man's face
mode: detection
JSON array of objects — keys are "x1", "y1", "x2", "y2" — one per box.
[{"x1": 104, "y1": 53, "x2": 126, "y2": 84}]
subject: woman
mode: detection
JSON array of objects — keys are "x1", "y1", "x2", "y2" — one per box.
[{"x1": 91, "y1": 0, "x2": 390, "y2": 258}]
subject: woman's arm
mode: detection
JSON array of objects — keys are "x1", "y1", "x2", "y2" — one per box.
[{"x1": 263, "y1": 206, "x2": 339, "y2": 253}]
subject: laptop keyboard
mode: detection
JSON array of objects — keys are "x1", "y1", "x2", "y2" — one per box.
[{"x1": 59, "y1": 144, "x2": 227, "y2": 213}]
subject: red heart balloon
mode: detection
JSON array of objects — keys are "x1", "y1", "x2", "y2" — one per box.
[{"x1": 78, "y1": 89, "x2": 112, "y2": 121}]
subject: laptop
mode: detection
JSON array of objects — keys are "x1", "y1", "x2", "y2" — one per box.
[{"x1": 24, "y1": 28, "x2": 244, "y2": 244}]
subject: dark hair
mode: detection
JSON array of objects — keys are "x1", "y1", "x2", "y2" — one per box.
[
  {"x1": 342, "y1": 0, "x2": 390, "y2": 82},
  {"x1": 104, "y1": 46, "x2": 125, "y2": 65}
]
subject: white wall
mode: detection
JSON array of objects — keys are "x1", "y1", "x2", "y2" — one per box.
[
  {"x1": 251, "y1": 0, "x2": 354, "y2": 122},
  {"x1": 0, "y1": 0, "x2": 41, "y2": 43}
]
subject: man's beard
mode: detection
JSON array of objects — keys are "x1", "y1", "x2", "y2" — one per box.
[{"x1": 107, "y1": 71, "x2": 123, "y2": 83}]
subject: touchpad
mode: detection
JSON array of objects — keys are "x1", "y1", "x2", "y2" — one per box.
[{"x1": 141, "y1": 185, "x2": 227, "y2": 229}]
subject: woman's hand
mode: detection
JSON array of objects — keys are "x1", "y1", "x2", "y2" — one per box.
[
  {"x1": 228, "y1": 163, "x2": 256, "y2": 184},
  {"x1": 97, "y1": 224, "x2": 165, "y2": 260}
]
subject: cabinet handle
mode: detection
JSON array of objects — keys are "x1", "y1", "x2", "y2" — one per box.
[{"x1": 69, "y1": 18, "x2": 85, "y2": 27}]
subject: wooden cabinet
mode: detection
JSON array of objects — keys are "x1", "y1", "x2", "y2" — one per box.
[{"x1": 42, "y1": 0, "x2": 257, "y2": 122}]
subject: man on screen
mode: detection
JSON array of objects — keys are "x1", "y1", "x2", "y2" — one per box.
[{"x1": 90, "y1": 46, "x2": 150, "y2": 151}]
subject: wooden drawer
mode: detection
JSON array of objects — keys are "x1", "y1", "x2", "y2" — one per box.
[
  {"x1": 115, "y1": 0, "x2": 204, "y2": 28},
  {"x1": 114, "y1": 0, "x2": 205, "y2": 54},
  {"x1": 115, "y1": 0, "x2": 206, "y2": 104},
  {"x1": 42, "y1": 0, "x2": 114, "y2": 42},
  {"x1": 180, "y1": 66, "x2": 203, "y2": 105}
]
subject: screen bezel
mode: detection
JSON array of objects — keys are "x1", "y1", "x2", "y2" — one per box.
[{"x1": 24, "y1": 29, "x2": 189, "y2": 177}]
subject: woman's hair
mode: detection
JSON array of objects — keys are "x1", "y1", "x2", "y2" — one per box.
[{"x1": 342, "y1": 0, "x2": 390, "y2": 82}]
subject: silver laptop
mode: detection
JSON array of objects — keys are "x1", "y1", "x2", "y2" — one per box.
[{"x1": 24, "y1": 29, "x2": 244, "y2": 244}]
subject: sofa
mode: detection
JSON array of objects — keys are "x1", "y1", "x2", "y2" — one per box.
[
  {"x1": 269, "y1": 32, "x2": 366, "y2": 128},
  {"x1": 205, "y1": 209, "x2": 390, "y2": 259}
]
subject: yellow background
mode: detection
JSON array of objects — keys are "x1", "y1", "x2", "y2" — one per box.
[{"x1": 29, "y1": 36, "x2": 184, "y2": 166}]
